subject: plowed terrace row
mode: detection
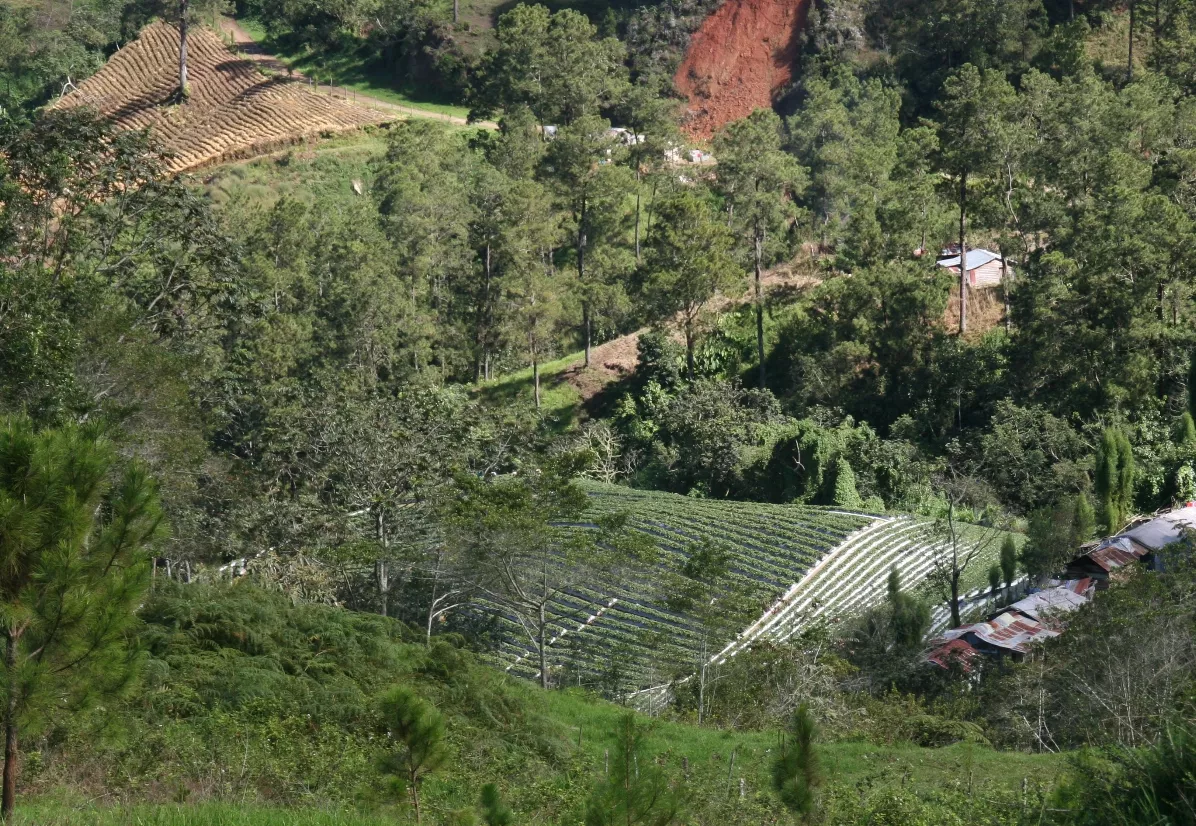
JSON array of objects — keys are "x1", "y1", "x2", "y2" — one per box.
[
  {"x1": 674, "y1": 0, "x2": 810, "y2": 139},
  {"x1": 51, "y1": 22, "x2": 392, "y2": 173}
]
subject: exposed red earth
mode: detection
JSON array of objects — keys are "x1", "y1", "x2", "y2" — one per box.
[{"x1": 673, "y1": 0, "x2": 811, "y2": 139}]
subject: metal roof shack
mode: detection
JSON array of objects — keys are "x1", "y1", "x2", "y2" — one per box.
[
  {"x1": 940, "y1": 611, "x2": 1059, "y2": 659},
  {"x1": 1065, "y1": 507, "x2": 1196, "y2": 583},
  {"x1": 1004, "y1": 583, "x2": 1091, "y2": 628},
  {"x1": 926, "y1": 638, "x2": 979, "y2": 672}
]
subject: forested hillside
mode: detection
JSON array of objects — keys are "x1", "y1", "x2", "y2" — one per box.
[{"x1": 6, "y1": 0, "x2": 1196, "y2": 823}]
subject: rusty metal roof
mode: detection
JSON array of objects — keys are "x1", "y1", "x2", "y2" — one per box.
[
  {"x1": 927, "y1": 638, "x2": 978, "y2": 671},
  {"x1": 944, "y1": 611, "x2": 1059, "y2": 653}
]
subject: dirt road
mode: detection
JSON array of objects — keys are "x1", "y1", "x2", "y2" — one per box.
[{"x1": 219, "y1": 18, "x2": 496, "y2": 129}]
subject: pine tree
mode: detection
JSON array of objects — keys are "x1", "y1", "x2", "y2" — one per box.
[
  {"x1": 480, "y1": 784, "x2": 513, "y2": 826},
  {"x1": 584, "y1": 713, "x2": 683, "y2": 826},
  {"x1": 380, "y1": 686, "x2": 448, "y2": 825},
  {"x1": 0, "y1": 417, "x2": 162, "y2": 821},
  {"x1": 999, "y1": 534, "x2": 1018, "y2": 595},
  {"x1": 1179, "y1": 413, "x2": 1196, "y2": 447},
  {"x1": 1095, "y1": 428, "x2": 1135, "y2": 534},
  {"x1": 886, "y1": 567, "x2": 930, "y2": 650},
  {"x1": 988, "y1": 564, "x2": 1002, "y2": 596},
  {"x1": 772, "y1": 703, "x2": 821, "y2": 821}
]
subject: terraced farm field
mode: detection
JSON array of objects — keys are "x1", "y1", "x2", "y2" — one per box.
[
  {"x1": 492, "y1": 483, "x2": 1012, "y2": 695},
  {"x1": 50, "y1": 22, "x2": 392, "y2": 173}
]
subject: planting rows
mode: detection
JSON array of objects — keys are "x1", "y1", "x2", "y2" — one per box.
[
  {"x1": 51, "y1": 22, "x2": 391, "y2": 173},
  {"x1": 493, "y1": 482, "x2": 871, "y2": 688}
]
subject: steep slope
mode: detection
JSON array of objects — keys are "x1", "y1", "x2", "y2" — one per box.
[
  {"x1": 51, "y1": 22, "x2": 392, "y2": 173},
  {"x1": 674, "y1": 0, "x2": 811, "y2": 139}
]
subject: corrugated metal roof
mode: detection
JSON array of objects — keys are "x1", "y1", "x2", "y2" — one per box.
[
  {"x1": 1047, "y1": 577, "x2": 1095, "y2": 596},
  {"x1": 1086, "y1": 543, "x2": 1139, "y2": 571},
  {"x1": 937, "y1": 249, "x2": 1001, "y2": 271},
  {"x1": 1122, "y1": 506, "x2": 1196, "y2": 551},
  {"x1": 944, "y1": 611, "x2": 1059, "y2": 653},
  {"x1": 1008, "y1": 586, "x2": 1089, "y2": 622},
  {"x1": 927, "y1": 638, "x2": 978, "y2": 671}
]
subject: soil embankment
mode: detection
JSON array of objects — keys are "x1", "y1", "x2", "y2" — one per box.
[{"x1": 673, "y1": 0, "x2": 811, "y2": 139}]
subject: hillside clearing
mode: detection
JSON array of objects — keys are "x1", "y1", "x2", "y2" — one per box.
[{"x1": 50, "y1": 21, "x2": 394, "y2": 173}]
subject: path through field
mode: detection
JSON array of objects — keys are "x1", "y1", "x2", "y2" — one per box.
[{"x1": 219, "y1": 18, "x2": 497, "y2": 129}]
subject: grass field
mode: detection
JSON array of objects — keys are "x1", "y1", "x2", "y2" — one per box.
[
  {"x1": 475, "y1": 350, "x2": 588, "y2": 429},
  {"x1": 236, "y1": 19, "x2": 472, "y2": 120},
  {"x1": 199, "y1": 132, "x2": 388, "y2": 208}
]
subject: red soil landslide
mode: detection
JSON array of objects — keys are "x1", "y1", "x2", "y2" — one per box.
[{"x1": 674, "y1": 0, "x2": 810, "y2": 139}]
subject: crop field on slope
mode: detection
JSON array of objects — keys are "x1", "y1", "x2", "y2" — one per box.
[
  {"x1": 488, "y1": 483, "x2": 1016, "y2": 694},
  {"x1": 50, "y1": 22, "x2": 392, "y2": 173},
  {"x1": 493, "y1": 483, "x2": 872, "y2": 689}
]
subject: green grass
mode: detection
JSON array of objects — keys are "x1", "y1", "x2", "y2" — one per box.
[
  {"x1": 235, "y1": 19, "x2": 472, "y2": 120},
  {"x1": 198, "y1": 132, "x2": 387, "y2": 209},
  {"x1": 476, "y1": 351, "x2": 586, "y2": 430},
  {"x1": 14, "y1": 802, "x2": 390, "y2": 825}
]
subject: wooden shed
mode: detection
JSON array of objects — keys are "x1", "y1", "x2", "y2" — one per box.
[{"x1": 937, "y1": 249, "x2": 1010, "y2": 287}]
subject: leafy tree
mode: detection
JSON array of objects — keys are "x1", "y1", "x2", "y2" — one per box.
[
  {"x1": 443, "y1": 458, "x2": 654, "y2": 688},
  {"x1": 641, "y1": 190, "x2": 739, "y2": 380},
  {"x1": 713, "y1": 109, "x2": 806, "y2": 387},
  {"x1": 830, "y1": 457, "x2": 863, "y2": 509},
  {"x1": 0, "y1": 418, "x2": 162, "y2": 820},
  {"x1": 472, "y1": 5, "x2": 628, "y2": 128},
  {"x1": 1022, "y1": 494, "x2": 1092, "y2": 580},
  {"x1": 772, "y1": 703, "x2": 820, "y2": 821},
  {"x1": 1095, "y1": 428, "x2": 1136, "y2": 534},
  {"x1": 584, "y1": 712, "x2": 684, "y2": 826},
  {"x1": 380, "y1": 686, "x2": 448, "y2": 825}
]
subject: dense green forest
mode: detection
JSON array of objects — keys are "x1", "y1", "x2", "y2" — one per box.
[{"x1": 6, "y1": 0, "x2": 1196, "y2": 822}]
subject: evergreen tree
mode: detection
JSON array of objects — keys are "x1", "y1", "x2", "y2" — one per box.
[
  {"x1": 772, "y1": 703, "x2": 821, "y2": 821},
  {"x1": 1095, "y1": 428, "x2": 1135, "y2": 534},
  {"x1": 380, "y1": 686, "x2": 448, "y2": 826},
  {"x1": 1180, "y1": 412, "x2": 1196, "y2": 447},
  {"x1": 1000, "y1": 534, "x2": 1018, "y2": 595},
  {"x1": 989, "y1": 564, "x2": 1003, "y2": 596},
  {"x1": 887, "y1": 567, "x2": 930, "y2": 650},
  {"x1": 712, "y1": 109, "x2": 807, "y2": 388},
  {"x1": 480, "y1": 784, "x2": 513, "y2": 826},
  {"x1": 0, "y1": 418, "x2": 162, "y2": 820},
  {"x1": 584, "y1": 712, "x2": 683, "y2": 826},
  {"x1": 1073, "y1": 493, "x2": 1096, "y2": 543},
  {"x1": 641, "y1": 190, "x2": 739, "y2": 381}
]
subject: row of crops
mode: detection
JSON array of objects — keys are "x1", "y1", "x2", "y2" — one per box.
[
  {"x1": 492, "y1": 483, "x2": 872, "y2": 690},
  {"x1": 488, "y1": 482, "x2": 1014, "y2": 694}
]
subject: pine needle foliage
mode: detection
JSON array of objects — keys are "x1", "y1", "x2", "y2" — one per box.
[
  {"x1": 1095, "y1": 428, "x2": 1135, "y2": 535},
  {"x1": 379, "y1": 686, "x2": 448, "y2": 825},
  {"x1": 0, "y1": 417, "x2": 163, "y2": 820},
  {"x1": 480, "y1": 783, "x2": 513, "y2": 826},
  {"x1": 584, "y1": 712, "x2": 684, "y2": 826},
  {"x1": 772, "y1": 703, "x2": 820, "y2": 821}
]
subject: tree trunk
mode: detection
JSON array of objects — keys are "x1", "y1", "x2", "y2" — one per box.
[
  {"x1": 453, "y1": 0, "x2": 458, "y2": 23},
  {"x1": 579, "y1": 199, "x2": 589, "y2": 368},
  {"x1": 697, "y1": 637, "x2": 707, "y2": 727},
  {"x1": 538, "y1": 603, "x2": 548, "y2": 690},
  {"x1": 958, "y1": 173, "x2": 968, "y2": 336},
  {"x1": 950, "y1": 569, "x2": 962, "y2": 628},
  {"x1": 410, "y1": 771, "x2": 421, "y2": 826},
  {"x1": 634, "y1": 175, "x2": 642, "y2": 262},
  {"x1": 583, "y1": 303, "x2": 592, "y2": 369},
  {"x1": 754, "y1": 227, "x2": 766, "y2": 389},
  {"x1": 532, "y1": 354, "x2": 541, "y2": 410},
  {"x1": 178, "y1": 0, "x2": 189, "y2": 100},
  {"x1": 2, "y1": 631, "x2": 19, "y2": 822},
  {"x1": 684, "y1": 324, "x2": 695, "y2": 382},
  {"x1": 1128, "y1": 0, "x2": 1136, "y2": 84},
  {"x1": 375, "y1": 558, "x2": 389, "y2": 618}
]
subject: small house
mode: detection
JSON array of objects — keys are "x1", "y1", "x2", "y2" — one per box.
[{"x1": 936, "y1": 248, "x2": 1010, "y2": 287}]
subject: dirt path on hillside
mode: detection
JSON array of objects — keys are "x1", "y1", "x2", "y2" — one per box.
[
  {"x1": 219, "y1": 18, "x2": 496, "y2": 129},
  {"x1": 563, "y1": 265, "x2": 822, "y2": 401}
]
